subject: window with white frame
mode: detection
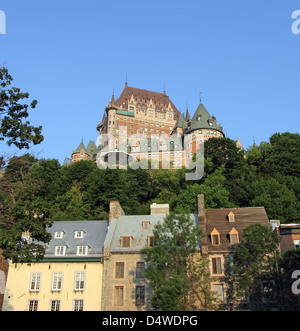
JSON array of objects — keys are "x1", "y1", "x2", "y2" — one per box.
[
  {"x1": 74, "y1": 231, "x2": 84, "y2": 239},
  {"x1": 27, "y1": 300, "x2": 39, "y2": 311},
  {"x1": 54, "y1": 231, "x2": 64, "y2": 239},
  {"x1": 74, "y1": 272, "x2": 86, "y2": 291},
  {"x1": 55, "y1": 246, "x2": 66, "y2": 256},
  {"x1": 73, "y1": 299, "x2": 84, "y2": 311},
  {"x1": 29, "y1": 273, "x2": 42, "y2": 292},
  {"x1": 51, "y1": 272, "x2": 63, "y2": 291},
  {"x1": 50, "y1": 300, "x2": 61, "y2": 311},
  {"x1": 77, "y1": 245, "x2": 88, "y2": 256}
]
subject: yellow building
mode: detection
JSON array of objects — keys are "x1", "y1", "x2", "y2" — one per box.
[{"x1": 3, "y1": 220, "x2": 108, "y2": 311}]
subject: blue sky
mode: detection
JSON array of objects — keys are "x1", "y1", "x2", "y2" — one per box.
[{"x1": 0, "y1": 0, "x2": 299, "y2": 163}]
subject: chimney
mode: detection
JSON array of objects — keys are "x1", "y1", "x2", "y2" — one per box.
[
  {"x1": 150, "y1": 203, "x2": 170, "y2": 215},
  {"x1": 109, "y1": 201, "x2": 125, "y2": 225}
]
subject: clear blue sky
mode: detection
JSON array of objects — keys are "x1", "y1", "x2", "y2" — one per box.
[{"x1": 1, "y1": 0, "x2": 299, "y2": 163}]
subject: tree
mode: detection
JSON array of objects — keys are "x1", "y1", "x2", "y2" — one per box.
[
  {"x1": 0, "y1": 155, "x2": 52, "y2": 263},
  {"x1": 0, "y1": 67, "x2": 43, "y2": 150},
  {"x1": 173, "y1": 169, "x2": 235, "y2": 213},
  {"x1": 232, "y1": 224, "x2": 281, "y2": 310},
  {"x1": 279, "y1": 249, "x2": 300, "y2": 311},
  {"x1": 141, "y1": 212, "x2": 215, "y2": 311}
]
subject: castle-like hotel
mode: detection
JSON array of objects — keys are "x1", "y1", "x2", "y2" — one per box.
[{"x1": 67, "y1": 83, "x2": 241, "y2": 167}]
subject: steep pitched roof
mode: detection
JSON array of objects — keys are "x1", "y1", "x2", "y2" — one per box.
[
  {"x1": 201, "y1": 207, "x2": 270, "y2": 253},
  {"x1": 86, "y1": 141, "x2": 97, "y2": 155},
  {"x1": 112, "y1": 85, "x2": 180, "y2": 119},
  {"x1": 107, "y1": 214, "x2": 199, "y2": 253},
  {"x1": 187, "y1": 102, "x2": 223, "y2": 134},
  {"x1": 174, "y1": 112, "x2": 188, "y2": 129},
  {"x1": 42, "y1": 220, "x2": 109, "y2": 260},
  {"x1": 74, "y1": 140, "x2": 86, "y2": 153}
]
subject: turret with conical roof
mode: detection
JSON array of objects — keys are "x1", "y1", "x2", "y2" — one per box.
[{"x1": 171, "y1": 101, "x2": 225, "y2": 141}]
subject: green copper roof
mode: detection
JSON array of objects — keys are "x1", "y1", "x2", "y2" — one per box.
[
  {"x1": 74, "y1": 140, "x2": 86, "y2": 153},
  {"x1": 186, "y1": 102, "x2": 223, "y2": 133},
  {"x1": 86, "y1": 141, "x2": 97, "y2": 155},
  {"x1": 175, "y1": 113, "x2": 188, "y2": 129}
]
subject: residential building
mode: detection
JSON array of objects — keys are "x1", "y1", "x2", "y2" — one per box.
[
  {"x1": 275, "y1": 223, "x2": 300, "y2": 252},
  {"x1": 197, "y1": 194, "x2": 271, "y2": 309},
  {"x1": 3, "y1": 220, "x2": 108, "y2": 311},
  {"x1": 102, "y1": 201, "x2": 201, "y2": 311}
]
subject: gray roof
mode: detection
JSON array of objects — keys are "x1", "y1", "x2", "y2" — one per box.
[
  {"x1": 44, "y1": 220, "x2": 108, "y2": 260},
  {"x1": 107, "y1": 214, "x2": 199, "y2": 253}
]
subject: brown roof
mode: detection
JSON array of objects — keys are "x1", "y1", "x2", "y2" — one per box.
[
  {"x1": 200, "y1": 207, "x2": 270, "y2": 253},
  {"x1": 112, "y1": 85, "x2": 180, "y2": 119}
]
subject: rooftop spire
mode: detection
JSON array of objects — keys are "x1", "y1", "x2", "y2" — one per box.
[{"x1": 186, "y1": 106, "x2": 191, "y2": 121}]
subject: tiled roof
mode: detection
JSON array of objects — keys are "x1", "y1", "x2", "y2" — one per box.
[
  {"x1": 43, "y1": 220, "x2": 108, "y2": 259},
  {"x1": 108, "y1": 214, "x2": 199, "y2": 253},
  {"x1": 201, "y1": 207, "x2": 270, "y2": 252},
  {"x1": 113, "y1": 85, "x2": 180, "y2": 119}
]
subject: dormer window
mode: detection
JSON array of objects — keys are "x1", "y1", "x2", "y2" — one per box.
[
  {"x1": 121, "y1": 237, "x2": 132, "y2": 248},
  {"x1": 75, "y1": 231, "x2": 84, "y2": 239},
  {"x1": 143, "y1": 221, "x2": 150, "y2": 229},
  {"x1": 228, "y1": 212, "x2": 236, "y2": 223},
  {"x1": 211, "y1": 229, "x2": 221, "y2": 246},
  {"x1": 229, "y1": 228, "x2": 240, "y2": 244},
  {"x1": 54, "y1": 231, "x2": 64, "y2": 239}
]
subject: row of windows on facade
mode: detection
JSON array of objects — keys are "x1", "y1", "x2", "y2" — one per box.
[
  {"x1": 30, "y1": 271, "x2": 86, "y2": 293},
  {"x1": 27, "y1": 299, "x2": 84, "y2": 312},
  {"x1": 109, "y1": 116, "x2": 174, "y2": 130}
]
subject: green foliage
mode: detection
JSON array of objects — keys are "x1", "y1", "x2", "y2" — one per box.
[
  {"x1": 141, "y1": 213, "x2": 214, "y2": 311},
  {"x1": 232, "y1": 224, "x2": 281, "y2": 310},
  {"x1": 0, "y1": 67, "x2": 44, "y2": 149}
]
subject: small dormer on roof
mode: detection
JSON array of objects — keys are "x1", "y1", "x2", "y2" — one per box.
[{"x1": 228, "y1": 211, "x2": 236, "y2": 223}]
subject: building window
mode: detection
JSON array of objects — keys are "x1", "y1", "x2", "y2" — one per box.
[
  {"x1": 228, "y1": 211, "x2": 236, "y2": 223},
  {"x1": 77, "y1": 245, "x2": 88, "y2": 256},
  {"x1": 51, "y1": 272, "x2": 63, "y2": 291},
  {"x1": 115, "y1": 262, "x2": 125, "y2": 279},
  {"x1": 73, "y1": 300, "x2": 84, "y2": 311},
  {"x1": 29, "y1": 273, "x2": 42, "y2": 292},
  {"x1": 212, "y1": 258, "x2": 222, "y2": 275},
  {"x1": 55, "y1": 246, "x2": 66, "y2": 256},
  {"x1": 74, "y1": 272, "x2": 86, "y2": 291},
  {"x1": 54, "y1": 231, "x2": 64, "y2": 239},
  {"x1": 74, "y1": 231, "x2": 84, "y2": 239},
  {"x1": 28, "y1": 300, "x2": 39, "y2": 311},
  {"x1": 136, "y1": 262, "x2": 145, "y2": 278},
  {"x1": 136, "y1": 286, "x2": 145, "y2": 306},
  {"x1": 213, "y1": 284, "x2": 224, "y2": 302},
  {"x1": 148, "y1": 236, "x2": 155, "y2": 247},
  {"x1": 114, "y1": 286, "x2": 124, "y2": 306},
  {"x1": 229, "y1": 228, "x2": 239, "y2": 244},
  {"x1": 210, "y1": 229, "x2": 221, "y2": 246},
  {"x1": 50, "y1": 300, "x2": 61, "y2": 311},
  {"x1": 294, "y1": 240, "x2": 300, "y2": 249},
  {"x1": 143, "y1": 221, "x2": 150, "y2": 229},
  {"x1": 121, "y1": 237, "x2": 131, "y2": 248}
]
